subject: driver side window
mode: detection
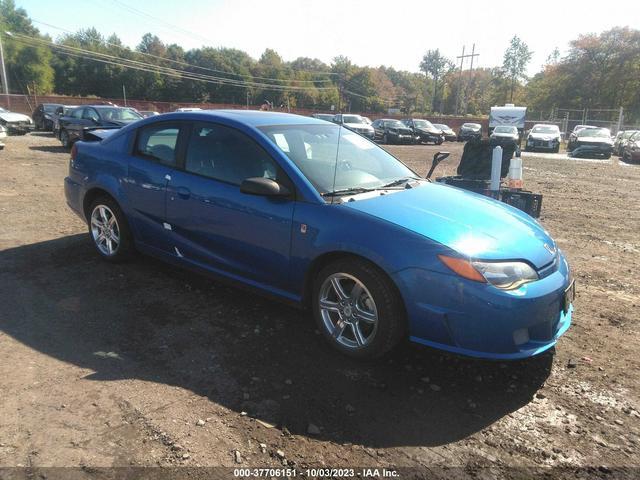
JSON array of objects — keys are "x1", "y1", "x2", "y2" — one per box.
[
  {"x1": 184, "y1": 122, "x2": 279, "y2": 186},
  {"x1": 82, "y1": 108, "x2": 100, "y2": 122}
]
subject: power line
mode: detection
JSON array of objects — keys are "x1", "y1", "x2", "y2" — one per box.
[
  {"x1": 5, "y1": 32, "x2": 336, "y2": 93},
  {"x1": 31, "y1": 18, "x2": 336, "y2": 85}
]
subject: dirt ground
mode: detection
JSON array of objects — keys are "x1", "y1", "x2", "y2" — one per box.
[{"x1": 0, "y1": 132, "x2": 639, "y2": 479}]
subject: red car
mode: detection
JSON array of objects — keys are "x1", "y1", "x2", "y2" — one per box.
[{"x1": 622, "y1": 131, "x2": 640, "y2": 163}]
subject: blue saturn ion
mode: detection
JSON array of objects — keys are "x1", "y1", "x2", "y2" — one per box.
[{"x1": 64, "y1": 110, "x2": 574, "y2": 360}]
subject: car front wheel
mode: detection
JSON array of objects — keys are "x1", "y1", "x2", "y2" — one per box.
[
  {"x1": 60, "y1": 129, "x2": 71, "y2": 149},
  {"x1": 313, "y1": 258, "x2": 405, "y2": 359},
  {"x1": 88, "y1": 197, "x2": 134, "y2": 262}
]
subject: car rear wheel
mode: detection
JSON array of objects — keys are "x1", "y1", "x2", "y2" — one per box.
[
  {"x1": 312, "y1": 258, "x2": 405, "y2": 359},
  {"x1": 88, "y1": 197, "x2": 134, "y2": 262},
  {"x1": 60, "y1": 129, "x2": 71, "y2": 149}
]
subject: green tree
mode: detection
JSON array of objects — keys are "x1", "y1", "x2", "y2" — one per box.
[
  {"x1": 0, "y1": 0, "x2": 54, "y2": 94},
  {"x1": 502, "y1": 35, "x2": 533, "y2": 102},
  {"x1": 419, "y1": 49, "x2": 453, "y2": 113}
]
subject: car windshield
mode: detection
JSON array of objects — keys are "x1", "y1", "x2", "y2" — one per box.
[
  {"x1": 412, "y1": 119, "x2": 433, "y2": 128},
  {"x1": 0, "y1": 107, "x2": 7, "y2": 113},
  {"x1": 386, "y1": 120, "x2": 406, "y2": 128},
  {"x1": 577, "y1": 128, "x2": 610, "y2": 138},
  {"x1": 433, "y1": 124, "x2": 449, "y2": 130},
  {"x1": 495, "y1": 126, "x2": 517, "y2": 133},
  {"x1": 342, "y1": 115, "x2": 365, "y2": 124},
  {"x1": 532, "y1": 125, "x2": 559, "y2": 133},
  {"x1": 97, "y1": 107, "x2": 143, "y2": 121},
  {"x1": 43, "y1": 104, "x2": 59, "y2": 113},
  {"x1": 622, "y1": 130, "x2": 638, "y2": 139},
  {"x1": 259, "y1": 124, "x2": 416, "y2": 196},
  {"x1": 463, "y1": 123, "x2": 481, "y2": 129}
]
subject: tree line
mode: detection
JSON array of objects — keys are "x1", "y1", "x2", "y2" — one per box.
[{"x1": 1, "y1": 0, "x2": 639, "y2": 122}]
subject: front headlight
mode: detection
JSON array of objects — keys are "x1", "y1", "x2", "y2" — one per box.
[
  {"x1": 438, "y1": 255, "x2": 538, "y2": 290},
  {"x1": 471, "y1": 261, "x2": 538, "y2": 289}
]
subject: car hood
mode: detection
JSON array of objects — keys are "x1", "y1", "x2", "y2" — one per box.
[
  {"x1": 343, "y1": 182, "x2": 556, "y2": 269},
  {"x1": 417, "y1": 127, "x2": 441, "y2": 135},
  {"x1": 0, "y1": 112, "x2": 32, "y2": 122},
  {"x1": 345, "y1": 123, "x2": 373, "y2": 130},
  {"x1": 492, "y1": 132, "x2": 518, "y2": 138},
  {"x1": 529, "y1": 132, "x2": 559, "y2": 140},
  {"x1": 576, "y1": 136, "x2": 613, "y2": 145}
]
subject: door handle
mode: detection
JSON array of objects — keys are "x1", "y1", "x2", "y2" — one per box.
[{"x1": 176, "y1": 186, "x2": 191, "y2": 199}]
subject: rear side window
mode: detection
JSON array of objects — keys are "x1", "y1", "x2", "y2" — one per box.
[
  {"x1": 135, "y1": 124, "x2": 180, "y2": 166},
  {"x1": 184, "y1": 122, "x2": 278, "y2": 185}
]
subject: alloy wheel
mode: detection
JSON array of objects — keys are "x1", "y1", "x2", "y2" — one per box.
[
  {"x1": 90, "y1": 205, "x2": 120, "y2": 256},
  {"x1": 318, "y1": 272, "x2": 378, "y2": 350}
]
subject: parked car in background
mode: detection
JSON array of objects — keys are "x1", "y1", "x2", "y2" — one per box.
[
  {"x1": 175, "y1": 107, "x2": 202, "y2": 112},
  {"x1": 311, "y1": 113, "x2": 335, "y2": 122},
  {"x1": 0, "y1": 107, "x2": 34, "y2": 135},
  {"x1": 490, "y1": 125, "x2": 519, "y2": 145},
  {"x1": 333, "y1": 114, "x2": 375, "y2": 139},
  {"x1": 613, "y1": 130, "x2": 639, "y2": 156},
  {"x1": 401, "y1": 118, "x2": 444, "y2": 145},
  {"x1": 371, "y1": 118, "x2": 414, "y2": 144},
  {"x1": 58, "y1": 105, "x2": 143, "y2": 148},
  {"x1": 458, "y1": 123, "x2": 482, "y2": 141},
  {"x1": 433, "y1": 123, "x2": 456, "y2": 141},
  {"x1": 52, "y1": 105, "x2": 77, "y2": 136},
  {"x1": 567, "y1": 127, "x2": 613, "y2": 158},
  {"x1": 139, "y1": 111, "x2": 160, "y2": 118},
  {"x1": 32, "y1": 103, "x2": 64, "y2": 131},
  {"x1": 526, "y1": 124, "x2": 562, "y2": 153},
  {"x1": 64, "y1": 110, "x2": 573, "y2": 360},
  {"x1": 621, "y1": 131, "x2": 640, "y2": 163}
]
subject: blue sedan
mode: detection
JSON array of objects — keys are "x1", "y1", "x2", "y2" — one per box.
[{"x1": 64, "y1": 110, "x2": 573, "y2": 360}]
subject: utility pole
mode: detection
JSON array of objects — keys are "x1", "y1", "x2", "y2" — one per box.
[
  {"x1": 0, "y1": 32, "x2": 10, "y2": 109},
  {"x1": 122, "y1": 84, "x2": 127, "y2": 106},
  {"x1": 456, "y1": 44, "x2": 479, "y2": 115}
]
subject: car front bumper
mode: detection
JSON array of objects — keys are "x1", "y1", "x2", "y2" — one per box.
[
  {"x1": 569, "y1": 144, "x2": 612, "y2": 157},
  {"x1": 527, "y1": 139, "x2": 559, "y2": 150},
  {"x1": 393, "y1": 253, "x2": 573, "y2": 359},
  {"x1": 390, "y1": 133, "x2": 414, "y2": 144},
  {"x1": 4, "y1": 123, "x2": 34, "y2": 135}
]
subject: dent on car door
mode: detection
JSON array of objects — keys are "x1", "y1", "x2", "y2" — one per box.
[
  {"x1": 165, "y1": 122, "x2": 295, "y2": 290},
  {"x1": 124, "y1": 122, "x2": 185, "y2": 253}
]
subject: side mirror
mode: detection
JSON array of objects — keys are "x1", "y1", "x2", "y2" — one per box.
[
  {"x1": 426, "y1": 151, "x2": 450, "y2": 179},
  {"x1": 240, "y1": 177, "x2": 290, "y2": 197}
]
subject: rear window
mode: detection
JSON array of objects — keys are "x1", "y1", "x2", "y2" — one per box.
[{"x1": 135, "y1": 124, "x2": 180, "y2": 165}]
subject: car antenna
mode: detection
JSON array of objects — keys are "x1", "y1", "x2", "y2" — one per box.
[{"x1": 329, "y1": 124, "x2": 344, "y2": 204}]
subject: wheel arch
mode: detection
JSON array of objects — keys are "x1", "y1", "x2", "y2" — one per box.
[
  {"x1": 302, "y1": 251, "x2": 407, "y2": 319},
  {"x1": 82, "y1": 187, "x2": 119, "y2": 223}
]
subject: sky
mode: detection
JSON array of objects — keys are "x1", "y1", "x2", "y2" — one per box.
[{"x1": 13, "y1": 0, "x2": 640, "y2": 76}]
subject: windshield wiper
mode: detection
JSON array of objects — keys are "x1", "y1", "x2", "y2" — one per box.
[
  {"x1": 321, "y1": 187, "x2": 375, "y2": 197},
  {"x1": 379, "y1": 177, "x2": 422, "y2": 189}
]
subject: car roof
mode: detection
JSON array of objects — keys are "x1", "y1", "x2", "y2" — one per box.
[{"x1": 144, "y1": 109, "x2": 329, "y2": 127}]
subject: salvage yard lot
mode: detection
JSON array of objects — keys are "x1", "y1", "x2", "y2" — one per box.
[{"x1": 0, "y1": 133, "x2": 639, "y2": 477}]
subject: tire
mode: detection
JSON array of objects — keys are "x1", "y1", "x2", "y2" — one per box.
[
  {"x1": 88, "y1": 196, "x2": 134, "y2": 263},
  {"x1": 603, "y1": 153, "x2": 611, "y2": 159},
  {"x1": 60, "y1": 129, "x2": 71, "y2": 149},
  {"x1": 436, "y1": 137, "x2": 444, "y2": 145},
  {"x1": 553, "y1": 145, "x2": 560, "y2": 153},
  {"x1": 312, "y1": 257, "x2": 406, "y2": 359}
]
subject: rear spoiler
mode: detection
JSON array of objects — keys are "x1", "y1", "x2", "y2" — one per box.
[{"x1": 82, "y1": 126, "x2": 121, "y2": 142}]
